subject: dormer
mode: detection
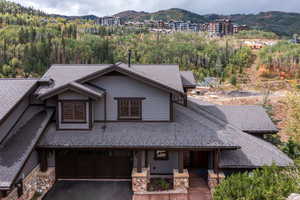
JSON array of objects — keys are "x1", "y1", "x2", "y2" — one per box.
[{"x1": 38, "y1": 82, "x2": 104, "y2": 130}]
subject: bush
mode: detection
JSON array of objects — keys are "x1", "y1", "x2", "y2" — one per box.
[
  {"x1": 282, "y1": 140, "x2": 300, "y2": 160},
  {"x1": 230, "y1": 75, "x2": 237, "y2": 86},
  {"x1": 213, "y1": 165, "x2": 300, "y2": 200}
]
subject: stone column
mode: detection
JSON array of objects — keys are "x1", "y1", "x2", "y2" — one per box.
[
  {"x1": 36, "y1": 167, "x2": 55, "y2": 196},
  {"x1": 132, "y1": 168, "x2": 149, "y2": 194},
  {"x1": 173, "y1": 169, "x2": 189, "y2": 193},
  {"x1": 208, "y1": 169, "x2": 225, "y2": 191}
]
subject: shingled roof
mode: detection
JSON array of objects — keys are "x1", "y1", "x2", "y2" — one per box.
[
  {"x1": 38, "y1": 104, "x2": 239, "y2": 149},
  {"x1": 180, "y1": 71, "x2": 196, "y2": 87},
  {"x1": 0, "y1": 107, "x2": 53, "y2": 189},
  {"x1": 199, "y1": 104, "x2": 278, "y2": 134},
  {"x1": 37, "y1": 63, "x2": 185, "y2": 100},
  {"x1": 39, "y1": 82, "x2": 105, "y2": 100},
  {"x1": 0, "y1": 79, "x2": 37, "y2": 124},
  {"x1": 188, "y1": 98, "x2": 293, "y2": 168}
]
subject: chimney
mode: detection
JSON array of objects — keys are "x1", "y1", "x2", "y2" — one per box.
[{"x1": 128, "y1": 49, "x2": 132, "y2": 68}]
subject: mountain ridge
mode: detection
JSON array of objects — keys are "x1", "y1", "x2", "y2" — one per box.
[
  {"x1": 113, "y1": 9, "x2": 300, "y2": 36},
  {"x1": 1, "y1": 0, "x2": 300, "y2": 36}
]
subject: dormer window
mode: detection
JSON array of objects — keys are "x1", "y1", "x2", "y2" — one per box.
[
  {"x1": 61, "y1": 101, "x2": 87, "y2": 123},
  {"x1": 116, "y1": 98, "x2": 144, "y2": 120}
]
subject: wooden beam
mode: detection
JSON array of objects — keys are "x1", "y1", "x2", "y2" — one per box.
[
  {"x1": 0, "y1": 190, "x2": 8, "y2": 198},
  {"x1": 178, "y1": 151, "x2": 184, "y2": 173},
  {"x1": 213, "y1": 150, "x2": 220, "y2": 174},
  {"x1": 213, "y1": 149, "x2": 221, "y2": 183},
  {"x1": 137, "y1": 151, "x2": 142, "y2": 173},
  {"x1": 39, "y1": 150, "x2": 48, "y2": 172}
]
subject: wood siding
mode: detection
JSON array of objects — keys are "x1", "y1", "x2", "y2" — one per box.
[{"x1": 91, "y1": 75, "x2": 171, "y2": 121}]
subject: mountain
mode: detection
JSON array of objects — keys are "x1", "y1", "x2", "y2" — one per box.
[
  {"x1": 0, "y1": 0, "x2": 45, "y2": 16},
  {"x1": 48, "y1": 14, "x2": 99, "y2": 21},
  {"x1": 229, "y1": 11, "x2": 300, "y2": 36},
  {"x1": 114, "y1": 10, "x2": 149, "y2": 21},
  {"x1": 114, "y1": 8, "x2": 207, "y2": 23},
  {"x1": 2, "y1": 0, "x2": 300, "y2": 36},
  {"x1": 114, "y1": 9, "x2": 300, "y2": 36}
]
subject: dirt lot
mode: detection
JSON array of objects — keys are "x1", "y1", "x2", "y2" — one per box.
[{"x1": 190, "y1": 88, "x2": 290, "y2": 141}]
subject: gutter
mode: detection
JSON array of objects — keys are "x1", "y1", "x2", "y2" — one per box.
[{"x1": 36, "y1": 145, "x2": 240, "y2": 150}]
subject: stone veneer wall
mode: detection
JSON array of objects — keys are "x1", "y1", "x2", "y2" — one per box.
[
  {"x1": 2, "y1": 167, "x2": 55, "y2": 200},
  {"x1": 207, "y1": 169, "x2": 225, "y2": 191},
  {"x1": 36, "y1": 167, "x2": 55, "y2": 199},
  {"x1": 133, "y1": 169, "x2": 189, "y2": 200},
  {"x1": 132, "y1": 168, "x2": 150, "y2": 193},
  {"x1": 173, "y1": 169, "x2": 189, "y2": 193}
]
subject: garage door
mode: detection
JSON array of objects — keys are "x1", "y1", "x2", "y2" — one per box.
[{"x1": 56, "y1": 150, "x2": 133, "y2": 179}]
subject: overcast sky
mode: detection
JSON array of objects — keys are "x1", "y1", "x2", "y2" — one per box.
[{"x1": 9, "y1": 0, "x2": 300, "y2": 16}]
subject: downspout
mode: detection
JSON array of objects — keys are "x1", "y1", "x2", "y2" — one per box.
[
  {"x1": 217, "y1": 149, "x2": 220, "y2": 184},
  {"x1": 104, "y1": 92, "x2": 107, "y2": 128}
]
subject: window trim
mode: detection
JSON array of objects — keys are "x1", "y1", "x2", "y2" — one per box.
[
  {"x1": 60, "y1": 100, "x2": 88, "y2": 124},
  {"x1": 154, "y1": 150, "x2": 169, "y2": 161},
  {"x1": 115, "y1": 97, "x2": 145, "y2": 121}
]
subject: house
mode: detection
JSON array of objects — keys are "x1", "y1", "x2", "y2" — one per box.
[{"x1": 0, "y1": 62, "x2": 292, "y2": 200}]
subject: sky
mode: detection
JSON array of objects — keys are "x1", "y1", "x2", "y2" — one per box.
[{"x1": 9, "y1": 0, "x2": 300, "y2": 16}]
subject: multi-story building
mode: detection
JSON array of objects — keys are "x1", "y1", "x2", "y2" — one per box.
[
  {"x1": 208, "y1": 19, "x2": 234, "y2": 36},
  {"x1": 0, "y1": 61, "x2": 292, "y2": 200},
  {"x1": 233, "y1": 24, "x2": 249, "y2": 33},
  {"x1": 97, "y1": 16, "x2": 122, "y2": 26}
]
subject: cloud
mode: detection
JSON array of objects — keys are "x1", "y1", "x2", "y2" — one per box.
[{"x1": 9, "y1": 0, "x2": 300, "y2": 16}]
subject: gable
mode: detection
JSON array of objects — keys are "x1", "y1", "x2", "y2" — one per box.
[
  {"x1": 38, "y1": 82, "x2": 104, "y2": 101},
  {"x1": 90, "y1": 74, "x2": 171, "y2": 121},
  {"x1": 78, "y1": 65, "x2": 185, "y2": 95}
]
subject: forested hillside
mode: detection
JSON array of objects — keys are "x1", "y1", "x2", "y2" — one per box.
[
  {"x1": 115, "y1": 9, "x2": 300, "y2": 36},
  {"x1": 0, "y1": 0, "x2": 252, "y2": 82}
]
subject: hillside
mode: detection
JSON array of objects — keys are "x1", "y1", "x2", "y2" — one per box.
[
  {"x1": 0, "y1": 0, "x2": 45, "y2": 16},
  {"x1": 230, "y1": 11, "x2": 300, "y2": 37},
  {"x1": 114, "y1": 9, "x2": 300, "y2": 36},
  {"x1": 114, "y1": 8, "x2": 207, "y2": 23},
  {"x1": 2, "y1": 0, "x2": 300, "y2": 36}
]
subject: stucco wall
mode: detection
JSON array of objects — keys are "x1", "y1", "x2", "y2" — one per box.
[
  {"x1": 147, "y1": 151, "x2": 179, "y2": 174},
  {"x1": 91, "y1": 75, "x2": 171, "y2": 121}
]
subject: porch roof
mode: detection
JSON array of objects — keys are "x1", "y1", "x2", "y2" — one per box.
[
  {"x1": 0, "y1": 107, "x2": 54, "y2": 189},
  {"x1": 187, "y1": 98, "x2": 293, "y2": 168},
  {"x1": 38, "y1": 105, "x2": 239, "y2": 150}
]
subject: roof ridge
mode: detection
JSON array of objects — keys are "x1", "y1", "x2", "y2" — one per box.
[{"x1": 119, "y1": 64, "x2": 183, "y2": 93}]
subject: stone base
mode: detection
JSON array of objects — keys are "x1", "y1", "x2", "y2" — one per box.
[
  {"x1": 132, "y1": 168, "x2": 150, "y2": 193},
  {"x1": 133, "y1": 193, "x2": 188, "y2": 200},
  {"x1": 2, "y1": 167, "x2": 55, "y2": 200},
  {"x1": 36, "y1": 168, "x2": 55, "y2": 199},
  {"x1": 207, "y1": 170, "x2": 225, "y2": 191},
  {"x1": 2, "y1": 166, "x2": 40, "y2": 200},
  {"x1": 173, "y1": 169, "x2": 189, "y2": 193}
]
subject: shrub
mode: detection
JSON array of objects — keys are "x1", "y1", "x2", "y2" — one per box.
[
  {"x1": 230, "y1": 75, "x2": 237, "y2": 86},
  {"x1": 213, "y1": 165, "x2": 300, "y2": 200}
]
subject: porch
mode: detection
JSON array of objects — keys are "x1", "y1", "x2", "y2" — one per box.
[
  {"x1": 36, "y1": 148, "x2": 224, "y2": 200},
  {"x1": 131, "y1": 149, "x2": 224, "y2": 200}
]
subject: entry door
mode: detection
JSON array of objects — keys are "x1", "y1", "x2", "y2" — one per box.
[
  {"x1": 56, "y1": 150, "x2": 133, "y2": 179},
  {"x1": 186, "y1": 151, "x2": 209, "y2": 169}
]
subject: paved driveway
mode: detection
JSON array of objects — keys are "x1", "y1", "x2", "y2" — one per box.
[{"x1": 43, "y1": 181, "x2": 132, "y2": 200}]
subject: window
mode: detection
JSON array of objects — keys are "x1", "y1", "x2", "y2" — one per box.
[
  {"x1": 117, "y1": 98, "x2": 143, "y2": 120},
  {"x1": 61, "y1": 101, "x2": 87, "y2": 123},
  {"x1": 154, "y1": 150, "x2": 169, "y2": 160}
]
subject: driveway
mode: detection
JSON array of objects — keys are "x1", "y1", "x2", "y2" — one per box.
[{"x1": 43, "y1": 181, "x2": 132, "y2": 200}]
